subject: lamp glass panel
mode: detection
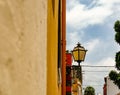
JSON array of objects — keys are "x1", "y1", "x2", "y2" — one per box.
[
  {"x1": 79, "y1": 50, "x2": 86, "y2": 61},
  {"x1": 73, "y1": 50, "x2": 78, "y2": 61}
]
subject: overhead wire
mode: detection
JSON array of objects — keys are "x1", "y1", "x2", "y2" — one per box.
[
  {"x1": 81, "y1": 65, "x2": 115, "y2": 67},
  {"x1": 82, "y1": 70, "x2": 110, "y2": 72}
]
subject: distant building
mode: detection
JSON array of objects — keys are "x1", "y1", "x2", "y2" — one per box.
[
  {"x1": 103, "y1": 76, "x2": 120, "y2": 95},
  {"x1": 66, "y1": 52, "x2": 72, "y2": 95}
]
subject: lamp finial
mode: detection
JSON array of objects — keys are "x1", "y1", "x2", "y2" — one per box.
[{"x1": 77, "y1": 42, "x2": 81, "y2": 47}]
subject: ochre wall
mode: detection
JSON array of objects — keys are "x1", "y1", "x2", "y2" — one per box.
[
  {"x1": 47, "y1": 0, "x2": 61, "y2": 95},
  {"x1": 0, "y1": 0, "x2": 47, "y2": 95}
]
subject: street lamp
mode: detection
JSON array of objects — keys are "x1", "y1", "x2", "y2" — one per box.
[
  {"x1": 72, "y1": 42, "x2": 87, "y2": 66},
  {"x1": 72, "y1": 42, "x2": 87, "y2": 95}
]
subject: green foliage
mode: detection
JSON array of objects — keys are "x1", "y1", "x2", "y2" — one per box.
[
  {"x1": 114, "y1": 20, "x2": 120, "y2": 32},
  {"x1": 84, "y1": 86, "x2": 95, "y2": 95},
  {"x1": 115, "y1": 32, "x2": 120, "y2": 44},
  {"x1": 109, "y1": 70, "x2": 118, "y2": 81},
  {"x1": 115, "y1": 51, "x2": 120, "y2": 70},
  {"x1": 109, "y1": 71, "x2": 120, "y2": 88},
  {"x1": 109, "y1": 20, "x2": 120, "y2": 89}
]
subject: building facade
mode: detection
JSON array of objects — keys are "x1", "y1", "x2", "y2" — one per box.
[
  {"x1": 47, "y1": 0, "x2": 66, "y2": 95},
  {"x1": 66, "y1": 52, "x2": 72, "y2": 95},
  {"x1": 103, "y1": 76, "x2": 120, "y2": 95},
  {"x1": 0, "y1": 0, "x2": 66, "y2": 95}
]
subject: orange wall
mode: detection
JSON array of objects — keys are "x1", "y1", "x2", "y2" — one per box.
[
  {"x1": 47, "y1": 0, "x2": 66, "y2": 95},
  {"x1": 62, "y1": 0, "x2": 66, "y2": 95},
  {"x1": 47, "y1": 0, "x2": 61, "y2": 95}
]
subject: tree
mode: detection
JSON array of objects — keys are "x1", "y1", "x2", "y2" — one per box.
[
  {"x1": 109, "y1": 20, "x2": 120, "y2": 88},
  {"x1": 84, "y1": 86, "x2": 95, "y2": 95}
]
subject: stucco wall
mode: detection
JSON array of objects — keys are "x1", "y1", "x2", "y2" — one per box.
[
  {"x1": 107, "y1": 77, "x2": 120, "y2": 95},
  {"x1": 0, "y1": 0, "x2": 47, "y2": 95}
]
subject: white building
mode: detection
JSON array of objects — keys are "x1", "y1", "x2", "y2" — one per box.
[{"x1": 106, "y1": 76, "x2": 120, "y2": 95}]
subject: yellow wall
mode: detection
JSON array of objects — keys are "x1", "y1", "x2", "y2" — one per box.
[
  {"x1": 47, "y1": 0, "x2": 61, "y2": 95},
  {"x1": 0, "y1": 0, "x2": 47, "y2": 95}
]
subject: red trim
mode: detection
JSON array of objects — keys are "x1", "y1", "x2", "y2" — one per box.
[
  {"x1": 66, "y1": 53, "x2": 72, "y2": 66},
  {"x1": 66, "y1": 86, "x2": 71, "y2": 92}
]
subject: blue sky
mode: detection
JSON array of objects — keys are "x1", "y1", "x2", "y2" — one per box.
[{"x1": 66, "y1": 0, "x2": 120, "y2": 94}]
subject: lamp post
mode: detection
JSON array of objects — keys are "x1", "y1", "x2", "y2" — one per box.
[
  {"x1": 72, "y1": 42, "x2": 87, "y2": 95},
  {"x1": 72, "y1": 42, "x2": 87, "y2": 66}
]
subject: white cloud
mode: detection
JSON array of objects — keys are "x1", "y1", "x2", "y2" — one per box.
[
  {"x1": 84, "y1": 39, "x2": 100, "y2": 53},
  {"x1": 66, "y1": 31, "x2": 84, "y2": 50},
  {"x1": 83, "y1": 57, "x2": 115, "y2": 66},
  {"x1": 98, "y1": 0, "x2": 120, "y2": 5},
  {"x1": 67, "y1": 0, "x2": 79, "y2": 9},
  {"x1": 67, "y1": 0, "x2": 120, "y2": 29},
  {"x1": 97, "y1": 57, "x2": 115, "y2": 66}
]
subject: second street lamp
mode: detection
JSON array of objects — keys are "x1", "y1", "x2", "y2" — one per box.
[{"x1": 72, "y1": 42, "x2": 87, "y2": 66}]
